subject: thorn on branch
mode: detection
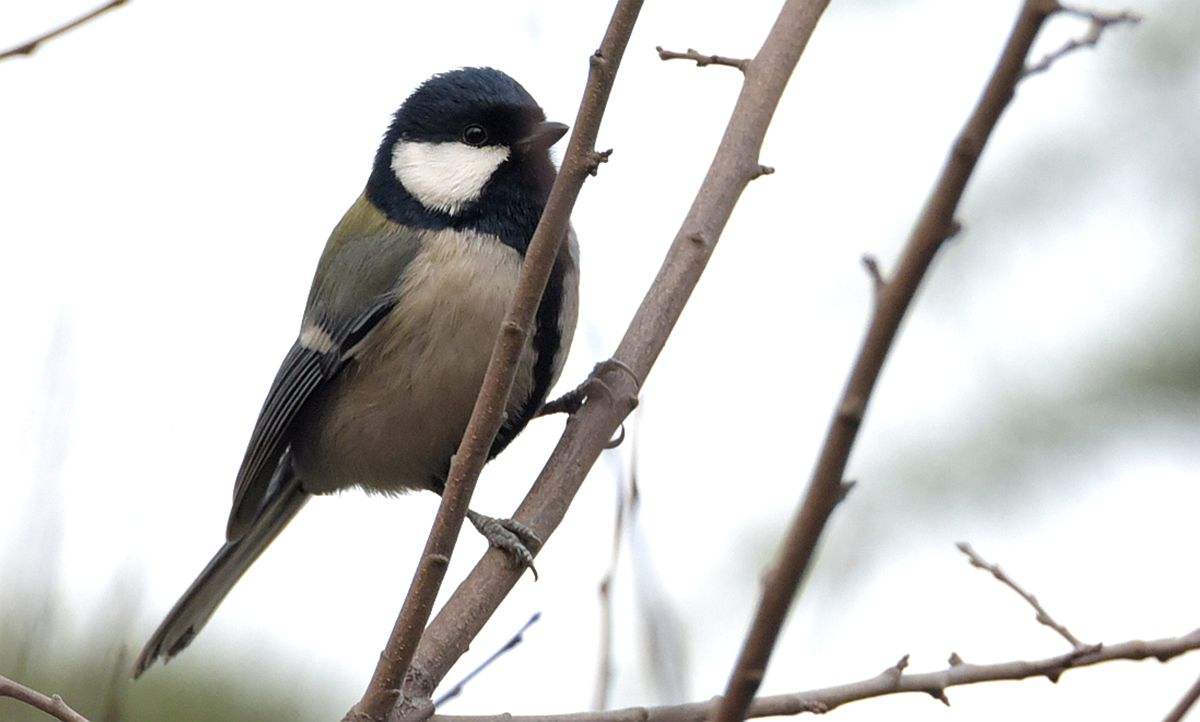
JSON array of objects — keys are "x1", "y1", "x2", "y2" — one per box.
[
  {"x1": 948, "y1": 652, "x2": 965, "y2": 666},
  {"x1": 835, "y1": 479, "x2": 857, "y2": 505},
  {"x1": 586, "y1": 148, "x2": 614, "y2": 176},
  {"x1": 929, "y1": 688, "x2": 951, "y2": 706},
  {"x1": 945, "y1": 219, "x2": 964, "y2": 241},
  {"x1": 886, "y1": 654, "x2": 910, "y2": 685},
  {"x1": 861, "y1": 254, "x2": 886, "y2": 299},
  {"x1": 655, "y1": 46, "x2": 750, "y2": 72},
  {"x1": 1023, "y1": 5, "x2": 1140, "y2": 78},
  {"x1": 750, "y1": 164, "x2": 775, "y2": 181}
]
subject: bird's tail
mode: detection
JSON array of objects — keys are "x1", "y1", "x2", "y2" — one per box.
[{"x1": 132, "y1": 466, "x2": 309, "y2": 677}]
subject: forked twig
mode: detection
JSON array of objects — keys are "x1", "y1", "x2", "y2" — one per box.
[
  {"x1": 956, "y1": 542, "x2": 1090, "y2": 650},
  {"x1": 1024, "y1": 4, "x2": 1140, "y2": 77}
]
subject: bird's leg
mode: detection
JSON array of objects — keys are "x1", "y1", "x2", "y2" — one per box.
[
  {"x1": 465, "y1": 509, "x2": 541, "y2": 580},
  {"x1": 536, "y1": 358, "x2": 640, "y2": 418}
]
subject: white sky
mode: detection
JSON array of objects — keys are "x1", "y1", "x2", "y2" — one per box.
[{"x1": 1, "y1": 0, "x2": 1197, "y2": 720}]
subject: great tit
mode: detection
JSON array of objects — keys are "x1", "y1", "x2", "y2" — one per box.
[{"x1": 133, "y1": 67, "x2": 578, "y2": 676}]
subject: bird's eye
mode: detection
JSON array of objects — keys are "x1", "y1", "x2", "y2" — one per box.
[{"x1": 462, "y1": 124, "x2": 488, "y2": 146}]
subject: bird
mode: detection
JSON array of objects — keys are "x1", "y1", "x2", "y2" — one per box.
[{"x1": 133, "y1": 67, "x2": 578, "y2": 677}]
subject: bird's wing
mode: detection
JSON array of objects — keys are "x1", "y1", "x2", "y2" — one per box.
[{"x1": 225, "y1": 195, "x2": 421, "y2": 540}]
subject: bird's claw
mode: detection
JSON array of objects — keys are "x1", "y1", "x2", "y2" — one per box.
[{"x1": 467, "y1": 511, "x2": 541, "y2": 580}]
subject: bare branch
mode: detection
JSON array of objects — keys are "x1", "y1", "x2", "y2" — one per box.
[
  {"x1": 593, "y1": 439, "x2": 632, "y2": 710},
  {"x1": 656, "y1": 46, "x2": 750, "y2": 72},
  {"x1": 0, "y1": 0, "x2": 128, "y2": 62},
  {"x1": 397, "y1": 0, "x2": 831, "y2": 708},
  {"x1": 1163, "y1": 671, "x2": 1200, "y2": 722},
  {"x1": 956, "y1": 542, "x2": 1089, "y2": 649},
  {"x1": 345, "y1": 3, "x2": 646, "y2": 721},
  {"x1": 0, "y1": 673, "x2": 91, "y2": 722},
  {"x1": 433, "y1": 613, "x2": 541, "y2": 708},
  {"x1": 1023, "y1": 4, "x2": 1141, "y2": 77},
  {"x1": 433, "y1": 628, "x2": 1200, "y2": 722},
  {"x1": 710, "y1": 2, "x2": 1136, "y2": 721}
]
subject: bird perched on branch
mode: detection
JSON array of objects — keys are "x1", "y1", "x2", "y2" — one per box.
[{"x1": 134, "y1": 67, "x2": 578, "y2": 676}]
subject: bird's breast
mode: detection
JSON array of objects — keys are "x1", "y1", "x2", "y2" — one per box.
[{"x1": 293, "y1": 227, "x2": 535, "y2": 493}]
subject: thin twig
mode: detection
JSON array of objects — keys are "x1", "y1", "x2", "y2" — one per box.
[
  {"x1": 1024, "y1": 5, "x2": 1141, "y2": 77},
  {"x1": 433, "y1": 613, "x2": 542, "y2": 708},
  {"x1": 860, "y1": 254, "x2": 886, "y2": 300},
  {"x1": 593, "y1": 449, "x2": 630, "y2": 710},
  {"x1": 708, "y1": 2, "x2": 1138, "y2": 720},
  {"x1": 347, "y1": 3, "x2": 646, "y2": 721},
  {"x1": 399, "y1": 0, "x2": 832, "y2": 707},
  {"x1": 656, "y1": 46, "x2": 750, "y2": 72},
  {"x1": 432, "y1": 628, "x2": 1200, "y2": 722},
  {"x1": 1163, "y1": 671, "x2": 1200, "y2": 722},
  {"x1": 956, "y1": 542, "x2": 1089, "y2": 649},
  {"x1": 0, "y1": 673, "x2": 91, "y2": 722},
  {"x1": 0, "y1": 0, "x2": 129, "y2": 62}
]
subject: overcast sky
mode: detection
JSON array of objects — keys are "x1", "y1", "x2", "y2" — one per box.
[{"x1": 2, "y1": 1, "x2": 1197, "y2": 720}]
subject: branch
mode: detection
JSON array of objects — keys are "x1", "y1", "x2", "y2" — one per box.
[
  {"x1": 1163, "y1": 671, "x2": 1200, "y2": 722},
  {"x1": 710, "y1": 2, "x2": 1137, "y2": 721},
  {"x1": 593, "y1": 449, "x2": 629, "y2": 710},
  {"x1": 956, "y1": 542, "x2": 1089, "y2": 649},
  {"x1": 432, "y1": 628, "x2": 1200, "y2": 722},
  {"x1": 0, "y1": 0, "x2": 128, "y2": 62},
  {"x1": 656, "y1": 46, "x2": 750, "y2": 72},
  {"x1": 346, "y1": 2, "x2": 646, "y2": 721},
  {"x1": 1023, "y1": 4, "x2": 1141, "y2": 77},
  {"x1": 0, "y1": 673, "x2": 91, "y2": 722},
  {"x1": 398, "y1": 0, "x2": 832, "y2": 709}
]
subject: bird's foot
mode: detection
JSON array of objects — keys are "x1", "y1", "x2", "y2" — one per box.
[
  {"x1": 466, "y1": 510, "x2": 541, "y2": 580},
  {"x1": 536, "y1": 358, "x2": 640, "y2": 418}
]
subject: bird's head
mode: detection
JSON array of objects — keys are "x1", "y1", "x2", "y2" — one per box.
[{"x1": 368, "y1": 67, "x2": 568, "y2": 223}]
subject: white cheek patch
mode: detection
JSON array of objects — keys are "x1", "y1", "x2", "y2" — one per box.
[{"x1": 391, "y1": 140, "x2": 510, "y2": 216}]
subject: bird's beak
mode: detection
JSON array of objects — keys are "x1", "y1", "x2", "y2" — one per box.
[{"x1": 515, "y1": 121, "x2": 569, "y2": 153}]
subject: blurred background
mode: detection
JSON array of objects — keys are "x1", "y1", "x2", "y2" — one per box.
[{"x1": 1, "y1": 0, "x2": 1196, "y2": 720}]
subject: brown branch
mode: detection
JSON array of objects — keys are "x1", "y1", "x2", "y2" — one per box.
[
  {"x1": 0, "y1": 0, "x2": 128, "y2": 62},
  {"x1": 0, "y1": 673, "x2": 91, "y2": 722},
  {"x1": 956, "y1": 542, "x2": 1089, "y2": 649},
  {"x1": 656, "y1": 46, "x2": 750, "y2": 72},
  {"x1": 396, "y1": 0, "x2": 832, "y2": 711},
  {"x1": 1024, "y1": 4, "x2": 1141, "y2": 77},
  {"x1": 345, "y1": 3, "x2": 646, "y2": 721},
  {"x1": 430, "y1": 628, "x2": 1200, "y2": 722},
  {"x1": 1163, "y1": 671, "x2": 1200, "y2": 722},
  {"x1": 709, "y1": 2, "x2": 1137, "y2": 721}
]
